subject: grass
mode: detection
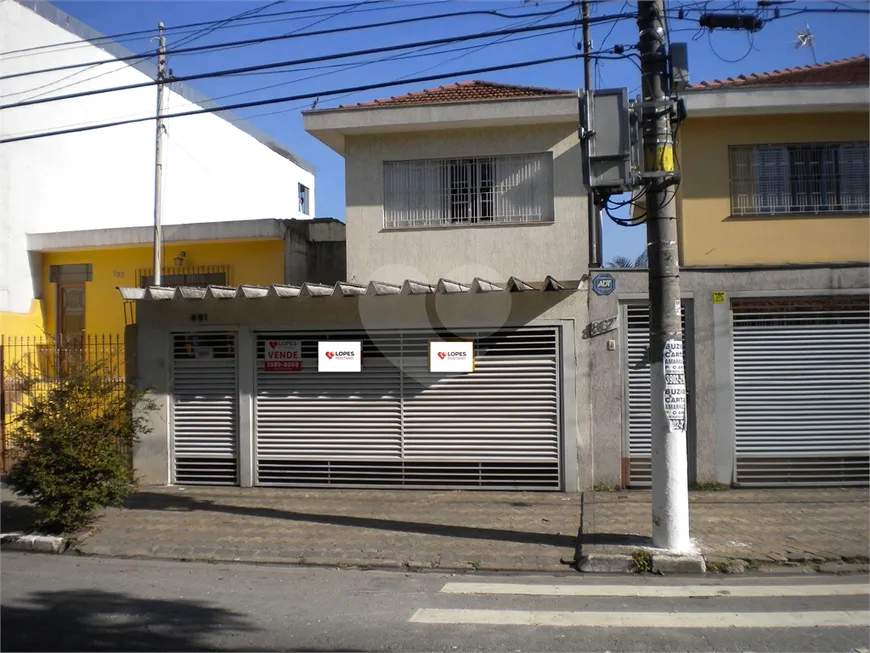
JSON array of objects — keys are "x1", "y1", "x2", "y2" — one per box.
[
  {"x1": 631, "y1": 549, "x2": 653, "y2": 573},
  {"x1": 591, "y1": 483, "x2": 619, "y2": 492},
  {"x1": 691, "y1": 482, "x2": 730, "y2": 492}
]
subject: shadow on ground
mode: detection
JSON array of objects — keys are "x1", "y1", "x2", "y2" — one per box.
[
  {"x1": 1, "y1": 500, "x2": 37, "y2": 533},
  {"x1": 124, "y1": 492, "x2": 579, "y2": 549}
]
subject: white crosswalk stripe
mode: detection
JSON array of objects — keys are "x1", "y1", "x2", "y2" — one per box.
[{"x1": 407, "y1": 581, "x2": 870, "y2": 630}]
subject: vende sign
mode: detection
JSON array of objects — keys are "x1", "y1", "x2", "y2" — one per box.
[
  {"x1": 429, "y1": 340, "x2": 474, "y2": 373},
  {"x1": 318, "y1": 341, "x2": 362, "y2": 372},
  {"x1": 264, "y1": 339, "x2": 302, "y2": 372}
]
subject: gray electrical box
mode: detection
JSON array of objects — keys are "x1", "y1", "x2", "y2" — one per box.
[
  {"x1": 581, "y1": 88, "x2": 634, "y2": 193},
  {"x1": 671, "y1": 42, "x2": 690, "y2": 91}
]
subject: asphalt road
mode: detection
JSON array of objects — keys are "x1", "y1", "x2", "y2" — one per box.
[{"x1": 1, "y1": 552, "x2": 868, "y2": 652}]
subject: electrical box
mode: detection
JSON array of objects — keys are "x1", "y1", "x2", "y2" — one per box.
[
  {"x1": 670, "y1": 42, "x2": 690, "y2": 91},
  {"x1": 581, "y1": 88, "x2": 634, "y2": 193}
]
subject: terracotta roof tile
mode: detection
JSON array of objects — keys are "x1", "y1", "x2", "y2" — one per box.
[
  {"x1": 336, "y1": 80, "x2": 574, "y2": 109},
  {"x1": 689, "y1": 54, "x2": 869, "y2": 90}
]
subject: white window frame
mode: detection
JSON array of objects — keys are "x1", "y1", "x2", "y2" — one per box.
[
  {"x1": 729, "y1": 142, "x2": 869, "y2": 216},
  {"x1": 383, "y1": 153, "x2": 555, "y2": 229}
]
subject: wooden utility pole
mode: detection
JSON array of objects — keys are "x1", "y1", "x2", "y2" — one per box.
[
  {"x1": 637, "y1": 0, "x2": 690, "y2": 551},
  {"x1": 152, "y1": 22, "x2": 167, "y2": 286}
]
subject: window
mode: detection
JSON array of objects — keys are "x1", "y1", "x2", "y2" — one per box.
[
  {"x1": 383, "y1": 153, "x2": 554, "y2": 229},
  {"x1": 136, "y1": 266, "x2": 230, "y2": 288},
  {"x1": 730, "y1": 143, "x2": 869, "y2": 216},
  {"x1": 49, "y1": 264, "x2": 92, "y2": 283},
  {"x1": 298, "y1": 183, "x2": 310, "y2": 215}
]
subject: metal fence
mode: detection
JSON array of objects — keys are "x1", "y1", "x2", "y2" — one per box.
[{"x1": 1, "y1": 334, "x2": 127, "y2": 473}]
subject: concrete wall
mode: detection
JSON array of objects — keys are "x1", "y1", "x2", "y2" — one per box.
[
  {"x1": 587, "y1": 265, "x2": 870, "y2": 488},
  {"x1": 343, "y1": 124, "x2": 587, "y2": 285},
  {"x1": 679, "y1": 113, "x2": 870, "y2": 267},
  {"x1": 0, "y1": 0, "x2": 315, "y2": 317},
  {"x1": 131, "y1": 288, "x2": 590, "y2": 490},
  {"x1": 283, "y1": 219, "x2": 347, "y2": 286}
]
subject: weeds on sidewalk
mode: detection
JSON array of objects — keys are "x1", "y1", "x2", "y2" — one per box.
[
  {"x1": 631, "y1": 549, "x2": 653, "y2": 573},
  {"x1": 691, "y1": 482, "x2": 729, "y2": 492}
]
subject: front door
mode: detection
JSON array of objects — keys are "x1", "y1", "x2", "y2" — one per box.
[{"x1": 58, "y1": 284, "x2": 86, "y2": 344}]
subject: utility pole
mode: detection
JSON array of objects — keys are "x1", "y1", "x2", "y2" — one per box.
[
  {"x1": 582, "y1": 0, "x2": 602, "y2": 267},
  {"x1": 152, "y1": 22, "x2": 167, "y2": 286},
  {"x1": 637, "y1": 0, "x2": 690, "y2": 552}
]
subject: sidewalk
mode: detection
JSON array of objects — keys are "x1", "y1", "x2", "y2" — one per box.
[{"x1": 3, "y1": 485, "x2": 868, "y2": 572}]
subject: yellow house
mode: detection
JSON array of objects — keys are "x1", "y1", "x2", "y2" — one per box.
[
  {"x1": 678, "y1": 55, "x2": 869, "y2": 267},
  {"x1": 1, "y1": 218, "x2": 345, "y2": 341}
]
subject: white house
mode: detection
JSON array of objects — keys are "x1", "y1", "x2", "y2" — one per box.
[{"x1": 0, "y1": 0, "x2": 315, "y2": 321}]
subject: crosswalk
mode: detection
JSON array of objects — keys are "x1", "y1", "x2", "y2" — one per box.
[{"x1": 408, "y1": 579, "x2": 870, "y2": 631}]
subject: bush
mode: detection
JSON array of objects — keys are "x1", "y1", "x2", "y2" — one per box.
[{"x1": 6, "y1": 362, "x2": 156, "y2": 535}]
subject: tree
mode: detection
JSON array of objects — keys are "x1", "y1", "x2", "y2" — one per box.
[
  {"x1": 606, "y1": 250, "x2": 648, "y2": 268},
  {"x1": 6, "y1": 361, "x2": 156, "y2": 534}
]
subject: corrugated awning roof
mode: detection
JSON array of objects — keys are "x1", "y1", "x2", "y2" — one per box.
[{"x1": 118, "y1": 276, "x2": 584, "y2": 301}]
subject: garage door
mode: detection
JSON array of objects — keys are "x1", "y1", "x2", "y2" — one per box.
[
  {"x1": 171, "y1": 331, "x2": 238, "y2": 485},
  {"x1": 254, "y1": 327, "x2": 561, "y2": 489},
  {"x1": 733, "y1": 298, "x2": 870, "y2": 486},
  {"x1": 624, "y1": 304, "x2": 689, "y2": 487}
]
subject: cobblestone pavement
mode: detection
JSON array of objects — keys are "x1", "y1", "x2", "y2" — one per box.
[
  {"x1": 581, "y1": 488, "x2": 870, "y2": 564},
  {"x1": 5, "y1": 485, "x2": 868, "y2": 571}
]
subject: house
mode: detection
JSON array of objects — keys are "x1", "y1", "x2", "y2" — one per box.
[
  {"x1": 0, "y1": 0, "x2": 317, "y2": 340},
  {"x1": 587, "y1": 56, "x2": 869, "y2": 489},
  {"x1": 122, "y1": 81, "x2": 593, "y2": 490}
]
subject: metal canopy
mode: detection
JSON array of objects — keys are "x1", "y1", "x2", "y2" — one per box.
[{"x1": 118, "y1": 275, "x2": 583, "y2": 301}]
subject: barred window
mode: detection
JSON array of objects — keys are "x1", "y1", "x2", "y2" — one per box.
[
  {"x1": 383, "y1": 153, "x2": 554, "y2": 229},
  {"x1": 730, "y1": 142, "x2": 869, "y2": 216}
]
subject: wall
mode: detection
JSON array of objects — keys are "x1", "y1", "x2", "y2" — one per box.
[
  {"x1": 283, "y1": 219, "x2": 347, "y2": 286},
  {"x1": 679, "y1": 113, "x2": 870, "y2": 267},
  {"x1": 131, "y1": 289, "x2": 590, "y2": 490},
  {"x1": 0, "y1": 0, "x2": 315, "y2": 317},
  {"x1": 343, "y1": 124, "x2": 587, "y2": 285},
  {"x1": 586, "y1": 265, "x2": 870, "y2": 488},
  {"x1": 40, "y1": 240, "x2": 285, "y2": 336}
]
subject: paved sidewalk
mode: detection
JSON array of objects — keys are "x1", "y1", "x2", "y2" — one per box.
[{"x1": 4, "y1": 485, "x2": 868, "y2": 572}]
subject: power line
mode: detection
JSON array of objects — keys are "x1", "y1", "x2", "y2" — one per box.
[
  {"x1": 0, "y1": 0, "x2": 408, "y2": 58},
  {"x1": 1, "y1": 53, "x2": 586, "y2": 144},
  {"x1": 1, "y1": 14, "x2": 633, "y2": 110},
  {"x1": 2, "y1": 3, "x2": 582, "y2": 80},
  {"x1": 169, "y1": 0, "x2": 287, "y2": 50}
]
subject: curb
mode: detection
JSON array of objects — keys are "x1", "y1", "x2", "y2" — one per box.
[{"x1": 1, "y1": 532, "x2": 68, "y2": 554}]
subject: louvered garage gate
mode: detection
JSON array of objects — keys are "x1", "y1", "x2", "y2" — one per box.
[
  {"x1": 171, "y1": 332, "x2": 239, "y2": 484},
  {"x1": 254, "y1": 327, "x2": 561, "y2": 489},
  {"x1": 732, "y1": 298, "x2": 870, "y2": 486},
  {"x1": 624, "y1": 305, "x2": 690, "y2": 487}
]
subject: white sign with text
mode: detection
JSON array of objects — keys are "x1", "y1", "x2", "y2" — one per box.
[
  {"x1": 318, "y1": 341, "x2": 362, "y2": 372},
  {"x1": 429, "y1": 340, "x2": 474, "y2": 373},
  {"x1": 264, "y1": 339, "x2": 302, "y2": 372}
]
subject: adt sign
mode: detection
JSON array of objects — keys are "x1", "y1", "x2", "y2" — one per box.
[{"x1": 592, "y1": 273, "x2": 616, "y2": 296}]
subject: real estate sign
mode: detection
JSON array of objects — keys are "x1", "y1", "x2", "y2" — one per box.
[
  {"x1": 429, "y1": 340, "x2": 474, "y2": 373},
  {"x1": 264, "y1": 339, "x2": 302, "y2": 372},
  {"x1": 318, "y1": 341, "x2": 362, "y2": 372}
]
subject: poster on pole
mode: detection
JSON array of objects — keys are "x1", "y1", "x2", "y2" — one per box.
[{"x1": 264, "y1": 339, "x2": 303, "y2": 372}]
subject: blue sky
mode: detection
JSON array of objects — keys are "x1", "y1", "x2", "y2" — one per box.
[{"x1": 50, "y1": 0, "x2": 869, "y2": 262}]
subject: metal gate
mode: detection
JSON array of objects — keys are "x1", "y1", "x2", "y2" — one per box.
[
  {"x1": 624, "y1": 304, "x2": 690, "y2": 487},
  {"x1": 732, "y1": 298, "x2": 870, "y2": 486},
  {"x1": 171, "y1": 331, "x2": 238, "y2": 484},
  {"x1": 254, "y1": 327, "x2": 561, "y2": 489}
]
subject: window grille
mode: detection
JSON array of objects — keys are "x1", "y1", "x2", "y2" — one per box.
[
  {"x1": 730, "y1": 143, "x2": 869, "y2": 216},
  {"x1": 136, "y1": 265, "x2": 230, "y2": 288},
  {"x1": 384, "y1": 153, "x2": 554, "y2": 228}
]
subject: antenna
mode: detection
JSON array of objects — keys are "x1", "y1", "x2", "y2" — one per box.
[{"x1": 795, "y1": 24, "x2": 817, "y2": 64}]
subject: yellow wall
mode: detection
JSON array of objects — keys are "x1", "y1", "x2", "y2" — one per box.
[
  {"x1": 0, "y1": 300, "x2": 47, "y2": 340},
  {"x1": 679, "y1": 112, "x2": 870, "y2": 266},
  {"x1": 40, "y1": 239, "x2": 284, "y2": 336}
]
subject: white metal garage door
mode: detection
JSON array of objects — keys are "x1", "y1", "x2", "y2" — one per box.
[
  {"x1": 171, "y1": 331, "x2": 238, "y2": 485},
  {"x1": 733, "y1": 298, "x2": 870, "y2": 486},
  {"x1": 254, "y1": 327, "x2": 561, "y2": 489},
  {"x1": 624, "y1": 305, "x2": 689, "y2": 487}
]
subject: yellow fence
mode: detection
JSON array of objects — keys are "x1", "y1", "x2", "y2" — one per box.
[{"x1": 1, "y1": 334, "x2": 126, "y2": 472}]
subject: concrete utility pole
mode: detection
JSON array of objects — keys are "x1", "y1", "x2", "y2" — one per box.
[
  {"x1": 636, "y1": 0, "x2": 690, "y2": 552},
  {"x1": 152, "y1": 22, "x2": 167, "y2": 286},
  {"x1": 582, "y1": 0, "x2": 602, "y2": 267}
]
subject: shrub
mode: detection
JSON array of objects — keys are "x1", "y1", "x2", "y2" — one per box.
[{"x1": 6, "y1": 362, "x2": 155, "y2": 534}]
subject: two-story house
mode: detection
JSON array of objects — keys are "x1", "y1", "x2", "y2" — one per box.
[
  {"x1": 587, "y1": 56, "x2": 869, "y2": 489},
  {"x1": 121, "y1": 82, "x2": 594, "y2": 490}
]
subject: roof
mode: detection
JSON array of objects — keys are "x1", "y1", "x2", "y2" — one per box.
[
  {"x1": 337, "y1": 80, "x2": 574, "y2": 109},
  {"x1": 689, "y1": 55, "x2": 869, "y2": 90},
  {"x1": 118, "y1": 276, "x2": 583, "y2": 301},
  {"x1": 12, "y1": 0, "x2": 314, "y2": 174}
]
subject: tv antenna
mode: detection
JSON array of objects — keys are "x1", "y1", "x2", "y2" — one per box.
[{"x1": 794, "y1": 24, "x2": 817, "y2": 64}]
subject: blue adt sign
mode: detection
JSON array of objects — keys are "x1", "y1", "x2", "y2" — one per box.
[{"x1": 592, "y1": 273, "x2": 616, "y2": 296}]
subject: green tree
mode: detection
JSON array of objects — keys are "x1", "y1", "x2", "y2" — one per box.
[
  {"x1": 6, "y1": 362, "x2": 155, "y2": 534},
  {"x1": 607, "y1": 251, "x2": 648, "y2": 268}
]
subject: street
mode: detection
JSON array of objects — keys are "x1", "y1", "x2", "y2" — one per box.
[{"x1": 1, "y1": 552, "x2": 868, "y2": 652}]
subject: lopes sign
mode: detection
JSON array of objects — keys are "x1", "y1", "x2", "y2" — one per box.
[
  {"x1": 429, "y1": 340, "x2": 474, "y2": 373},
  {"x1": 318, "y1": 341, "x2": 362, "y2": 372},
  {"x1": 264, "y1": 339, "x2": 302, "y2": 372}
]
